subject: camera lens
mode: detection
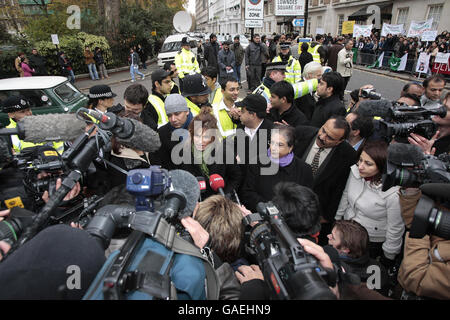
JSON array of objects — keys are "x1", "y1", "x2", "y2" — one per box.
[
  {"x1": 432, "y1": 209, "x2": 450, "y2": 239},
  {"x1": 0, "y1": 218, "x2": 22, "y2": 243}
]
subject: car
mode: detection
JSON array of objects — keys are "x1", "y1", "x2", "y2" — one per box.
[
  {"x1": 157, "y1": 34, "x2": 198, "y2": 67},
  {"x1": 0, "y1": 76, "x2": 89, "y2": 126}
]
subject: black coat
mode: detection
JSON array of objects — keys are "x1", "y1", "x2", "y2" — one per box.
[
  {"x1": 268, "y1": 104, "x2": 308, "y2": 127},
  {"x1": 179, "y1": 139, "x2": 242, "y2": 199},
  {"x1": 94, "y1": 51, "x2": 105, "y2": 65},
  {"x1": 294, "y1": 93, "x2": 316, "y2": 122},
  {"x1": 28, "y1": 54, "x2": 47, "y2": 76},
  {"x1": 294, "y1": 125, "x2": 357, "y2": 222},
  {"x1": 240, "y1": 156, "x2": 313, "y2": 212},
  {"x1": 204, "y1": 41, "x2": 220, "y2": 70},
  {"x1": 310, "y1": 94, "x2": 346, "y2": 128},
  {"x1": 299, "y1": 51, "x2": 314, "y2": 71}
]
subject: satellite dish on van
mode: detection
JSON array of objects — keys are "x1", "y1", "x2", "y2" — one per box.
[{"x1": 173, "y1": 11, "x2": 192, "y2": 33}]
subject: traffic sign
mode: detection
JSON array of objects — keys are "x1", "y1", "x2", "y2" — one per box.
[{"x1": 292, "y1": 19, "x2": 304, "y2": 27}]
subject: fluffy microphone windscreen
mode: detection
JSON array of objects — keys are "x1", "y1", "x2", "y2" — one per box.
[
  {"x1": 169, "y1": 169, "x2": 200, "y2": 218},
  {"x1": 21, "y1": 113, "x2": 86, "y2": 143},
  {"x1": 387, "y1": 143, "x2": 425, "y2": 166},
  {"x1": 357, "y1": 99, "x2": 392, "y2": 118},
  {"x1": 116, "y1": 118, "x2": 161, "y2": 153}
]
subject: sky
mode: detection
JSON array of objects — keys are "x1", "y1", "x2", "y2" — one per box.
[{"x1": 186, "y1": 0, "x2": 195, "y2": 14}]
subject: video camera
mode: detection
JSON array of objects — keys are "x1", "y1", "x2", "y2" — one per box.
[
  {"x1": 242, "y1": 202, "x2": 337, "y2": 300},
  {"x1": 360, "y1": 88, "x2": 381, "y2": 100},
  {"x1": 381, "y1": 103, "x2": 447, "y2": 141},
  {"x1": 382, "y1": 144, "x2": 450, "y2": 240}
]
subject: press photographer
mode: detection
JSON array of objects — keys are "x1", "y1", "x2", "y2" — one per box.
[{"x1": 382, "y1": 143, "x2": 450, "y2": 300}]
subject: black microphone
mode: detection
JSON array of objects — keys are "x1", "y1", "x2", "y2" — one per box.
[
  {"x1": 357, "y1": 99, "x2": 393, "y2": 119},
  {"x1": 197, "y1": 176, "x2": 207, "y2": 202},
  {"x1": 168, "y1": 170, "x2": 201, "y2": 218},
  {"x1": 387, "y1": 143, "x2": 425, "y2": 166}
]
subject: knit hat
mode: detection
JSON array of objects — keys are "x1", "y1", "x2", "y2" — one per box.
[
  {"x1": 1, "y1": 96, "x2": 31, "y2": 113},
  {"x1": 165, "y1": 94, "x2": 189, "y2": 115}
]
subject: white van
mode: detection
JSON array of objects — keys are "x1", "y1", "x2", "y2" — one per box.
[{"x1": 157, "y1": 34, "x2": 198, "y2": 67}]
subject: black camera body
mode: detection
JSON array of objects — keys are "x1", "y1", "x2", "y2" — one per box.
[
  {"x1": 380, "y1": 103, "x2": 447, "y2": 141},
  {"x1": 360, "y1": 88, "x2": 381, "y2": 100},
  {"x1": 243, "y1": 202, "x2": 336, "y2": 300}
]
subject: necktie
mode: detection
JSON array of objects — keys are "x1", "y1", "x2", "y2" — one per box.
[{"x1": 311, "y1": 147, "x2": 324, "y2": 175}]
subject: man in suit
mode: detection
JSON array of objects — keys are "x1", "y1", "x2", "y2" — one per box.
[{"x1": 294, "y1": 115, "x2": 357, "y2": 245}]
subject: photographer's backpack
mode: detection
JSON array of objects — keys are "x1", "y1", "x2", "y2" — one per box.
[{"x1": 83, "y1": 217, "x2": 219, "y2": 300}]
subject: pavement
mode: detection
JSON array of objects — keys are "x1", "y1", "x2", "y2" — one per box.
[{"x1": 74, "y1": 58, "x2": 157, "y2": 92}]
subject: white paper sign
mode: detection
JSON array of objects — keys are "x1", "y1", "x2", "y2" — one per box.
[
  {"x1": 353, "y1": 24, "x2": 373, "y2": 38},
  {"x1": 416, "y1": 52, "x2": 431, "y2": 74},
  {"x1": 381, "y1": 23, "x2": 404, "y2": 37},
  {"x1": 407, "y1": 19, "x2": 433, "y2": 38},
  {"x1": 316, "y1": 28, "x2": 324, "y2": 35},
  {"x1": 274, "y1": 0, "x2": 305, "y2": 16},
  {"x1": 51, "y1": 34, "x2": 59, "y2": 45},
  {"x1": 435, "y1": 52, "x2": 450, "y2": 64},
  {"x1": 245, "y1": 19, "x2": 263, "y2": 28},
  {"x1": 245, "y1": 0, "x2": 264, "y2": 20},
  {"x1": 421, "y1": 30, "x2": 438, "y2": 42}
]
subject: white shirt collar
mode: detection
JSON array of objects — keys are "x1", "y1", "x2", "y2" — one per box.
[{"x1": 245, "y1": 119, "x2": 264, "y2": 140}]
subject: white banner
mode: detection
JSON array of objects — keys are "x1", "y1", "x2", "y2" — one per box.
[
  {"x1": 381, "y1": 23, "x2": 404, "y2": 37},
  {"x1": 435, "y1": 52, "x2": 450, "y2": 64},
  {"x1": 353, "y1": 24, "x2": 373, "y2": 38},
  {"x1": 316, "y1": 28, "x2": 324, "y2": 35},
  {"x1": 245, "y1": 0, "x2": 264, "y2": 20},
  {"x1": 274, "y1": 0, "x2": 305, "y2": 16},
  {"x1": 416, "y1": 52, "x2": 431, "y2": 74},
  {"x1": 398, "y1": 53, "x2": 408, "y2": 71},
  {"x1": 407, "y1": 19, "x2": 433, "y2": 38},
  {"x1": 421, "y1": 30, "x2": 438, "y2": 42}
]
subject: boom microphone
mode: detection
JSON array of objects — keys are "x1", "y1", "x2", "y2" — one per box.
[
  {"x1": 168, "y1": 170, "x2": 200, "y2": 218},
  {"x1": 357, "y1": 99, "x2": 393, "y2": 118},
  {"x1": 0, "y1": 113, "x2": 86, "y2": 142},
  {"x1": 115, "y1": 118, "x2": 161, "y2": 153},
  {"x1": 209, "y1": 174, "x2": 226, "y2": 197},
  {"x1": 387, "y1": 143, "x2": 425, "y2": 166}
]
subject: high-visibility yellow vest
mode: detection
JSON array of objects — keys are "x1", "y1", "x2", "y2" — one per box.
[
  {"x1": 174, "y1": 48, "x2": 200, "y2": 79},
  {"x1": 7, "y1": 119, "x2": 64, "y2": 154},
  {"x1": 272, "y1": 55, "x2": 302, "y2": 84},
  {"x1": 308, "y1": 44, "x2": 322, "y2": 64},
  {"x1": 211, "y1": 87, "x2": 223, "y2": 106},
  {"x1": 292, "y1": 78, "x2": 318, "y2": 99},
  {"x1": 148, "y1": 94, "x2": 168, "y2": 128},
  {"x1": 212, "y1": 100, "x2": 237, "y2": 138},
  {"x1": 185, "y1": 98, "x2": 200, "y2": 116}
]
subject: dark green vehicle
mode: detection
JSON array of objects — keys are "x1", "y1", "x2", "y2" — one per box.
[{"x1": 0, "y1": 76, "x2": 88, "y2": 126}]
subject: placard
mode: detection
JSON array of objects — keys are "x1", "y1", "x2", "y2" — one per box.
[
  {"x1": 353, "y1": 24, "x2": 373, "y2": 38},
  {"x1": 316, "y1": 28, "x2": 324, "y2": 35},
  {"x1": 407, "y1": 19, "x2": 433, "y2": 38},
  {"x1": 342, "y1": 21, "x2": 355, "y2": 35},
  {"x1": 421, "y1": 30, "x2": 438, "y2": 42},
  {"x1": 435, "y1": 52, "x2": 450, "y2": 64},
  {"x1": 415, "y1": 52, "x2": 431, "y2": 74},
  {"x1": 381, "y1": 23, "x2": 404, "y2": 37},
  {"x1": 51, "y1": 34, "x2": 59, "y2": 45}
]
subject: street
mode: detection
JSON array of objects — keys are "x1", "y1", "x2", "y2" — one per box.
[{"x1": 76, "y1": 62, "x2": 408, "y2": 105}]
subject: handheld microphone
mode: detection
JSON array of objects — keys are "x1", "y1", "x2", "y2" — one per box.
[
  {"x1": 387, "y1": 143, "x2": 425, "y2": 166},
  {"x1": 209, "y1": 174, "x2": 226, "y2": 197},
  {"x1": 197, "y1": 176, "x2": 207, "y2": 201},
  {"x1": 168, "y1": 170, "x2": 201, "y2": 218}
]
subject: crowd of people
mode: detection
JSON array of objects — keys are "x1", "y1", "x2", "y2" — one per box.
[{"x1": 0, "y1": 30, "x2": 449, "y2": 302}]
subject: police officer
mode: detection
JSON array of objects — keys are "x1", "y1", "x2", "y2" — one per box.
[
  {"x1": 87, "y1": 84, "x2": 117, "y2": 113},
  {"x1": 2, "y1": 96, "x2": 64, "y2": 154},
  {"x1": 181, "y1": 73, "x2": 211, "y2": 116},
  {"x1": 272, "y1": 42, "x2": 302, "y2": 84},
  {"x1": 174, "y1": 37, "x2": 200, "y2": 93},
  {"x1": 307, "y1": 35, "x2": 327, "y2": 65}
]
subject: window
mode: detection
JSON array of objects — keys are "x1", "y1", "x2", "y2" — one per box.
[
  {"x1": 12, "y1": 90, "x2": 50, "y2": 108},
  {"x1": 427, "y1": 4, "x2": 443, "y2": 30},
  {"x1": 396, "y1": 8, "x2": 408, "y2": 25},
  {"x1": 319, "y1": 0, "x2": 324, "y2": 5},
  {"x1": 269, "y1": 1, "x2": 274, "y2": 15},
  {"x1": 337, "y1": 15, "x2": 344, "y2": 35},
  {"x1": 53, "y1": 82, "x2": 81, "y2": 103},
  {"x1": 317, "y1": 16, "x2": 322, "y2": 28}
]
